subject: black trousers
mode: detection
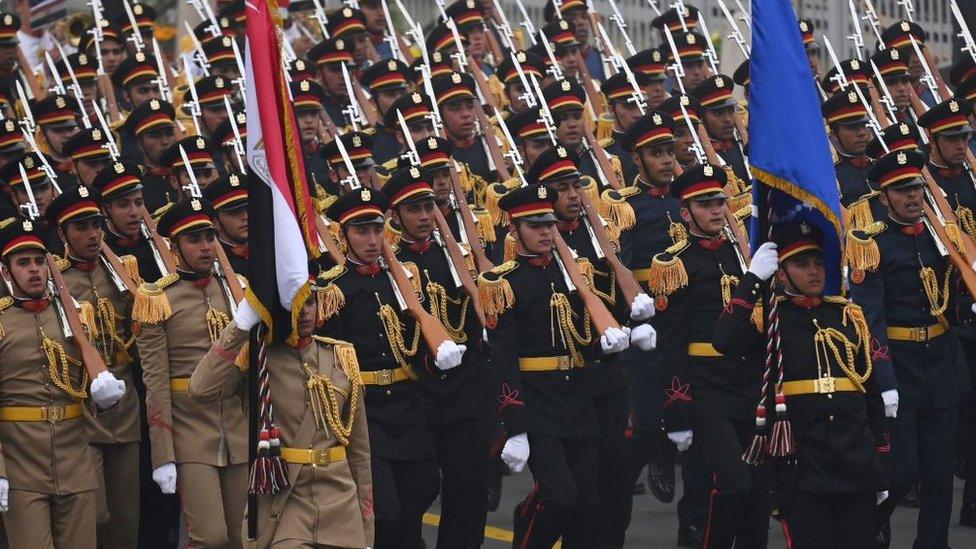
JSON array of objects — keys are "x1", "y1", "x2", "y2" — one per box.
[
  {"x1": 592, "y1": 388, "x2": 631, "y2": 548},
  {"x1": 781, "y1": 492, "x2": 877, "y2": 549},
  {"x1": 429, "y1": 416, "x2": 490, "y2": 549},
  {"x1": 513, "y1": 436, "x2": 599, "y2": 549},
  {"x1": 880, "y1": 405, "x2": 958, "y2": 549},
  {"x1": 697, "y1": 414, "x2": 769, "y2": 549},
  {"x1": 372, "y1": 456, "x2": 440, "y2": 549}
]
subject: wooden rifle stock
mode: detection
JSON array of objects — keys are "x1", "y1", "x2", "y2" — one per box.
[
  {"x1": 432, "y1": 207, "x2": 486, "y2": 328},
  {"x1": 351, "y1": 78, "x2": 380, "y2": 127},
  {"x1": 582, "y1": 118, "x2": 623, "y2": 189},
  {"x1": 552, "y1": 231, "x2": 620, "y2": 334},
  {"x1": 98, "y1": 74, "x2": 121, "y2": 123},
  {"x1": 47, "y1": 253, "x2": 109, "y2": 379},
  {"x1": 466, "y1": 54, "x2": 501, "y2": 113},
  {"x1": 694, "y1": 125, "x2": 751, "y2": 262},
  {"x1": 922, "y1": 167, "x2": 976, "y2": 264},
  {"x1": 576, "y1": 190, "x2": 642, "y2": 308},
  {"x1": 448, "y1": 169, "x2": 494, "y2": 273},
  {"x1": 923, "y1": 202, "x2": 976, "y2": 299},
  {"x1": 380, "y1": 241, "x2": 454, "y2": 354},
  {"x1": 574, "y1": 51, "x2": 606, "y2": 117},
  {"x1": 921, "y1": 46, "x2": 952, "y2": 102}
]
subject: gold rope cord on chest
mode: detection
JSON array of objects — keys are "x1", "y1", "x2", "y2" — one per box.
[
  {"x1": 96, "y1": 297, "x2": 133, "y2": 366},
  {"x1": 919, "y1": 264, "x2": 952, "y2": 322},
  {"x1": 718, "y1": 264, "x2": 739, "y2": 308},
  {"x1": 549, "y1": 288, "x2": 591, "y2": 366},
  {"x1": 812, "y1": 318, "x2": 870, "y2": 392},
  {"x1": 426, "y1": 278, "x2": 470, "y2": 343},
  {"x1": 377, "y1": 300, "x2": 421, "y2": 365},
  {"x1": 39, "y1": 327, "x2": 89, "y2": 399},
  {"x1": 204, "y1": 296, "x2": 231, "y2": 344},
  {"x1": 303, "y1": 362, "x2": 359, "y2": 446}
]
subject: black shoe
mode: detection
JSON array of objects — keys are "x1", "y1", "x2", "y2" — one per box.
[
  {"x1": 875, "y1": 518, "x2": 890, "y2": 548},
  {"x1": 632, "y1": 481, "x2": 646, "y2": 495},
  {"x1": 961, "y1": 501, "x2": 976, "y2": 527},
  {"x1": 677, "y1": 525, "x2": 704, "y2": 548},
  {"x1": 898, "y1": 482, "x2": 921, "y2": 509},
  {"x1": 647, "y1": 457, "x2": 676, "y2": 503}
]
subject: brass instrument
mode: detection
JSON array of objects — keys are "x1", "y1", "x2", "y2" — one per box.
[{"x1": 51, "y1": 12, "x2": 95, "y2": 49}]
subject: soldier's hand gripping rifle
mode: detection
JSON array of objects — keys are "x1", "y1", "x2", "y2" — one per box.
[
  {"x1": 177, "y1": 144, "x2": 244, "y2": 309},
  {"x1": 17, "y1": 164, "x2": 110, "y2": 380}
]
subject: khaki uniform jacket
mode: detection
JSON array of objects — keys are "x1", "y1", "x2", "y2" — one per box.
[
  {"x1": 136, "y1": 274, "x2": 247, "y2": 469},
  {"x1": 190, "y1": 322, "x2": 375, "y2": 548},
  {"x1": 0, "y1": 297, "x2": 97, "y2": 494},
  {"x1": 61, "y1": 258, "x2": 141, "y2": 445}
]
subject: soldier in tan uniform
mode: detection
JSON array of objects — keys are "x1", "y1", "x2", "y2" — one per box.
[
  {"x1": 191, "y1": 276, "x2": 375, "y2": 548},
  {"x1": 0, "y1": 218, "x2": 125, "y2": 547},
  {"x1": 46, "y1": 186, "x2": 141, "y2": 548},
  {"x1": 134, "y1": 198, "x2": 249, "y2": 548}
]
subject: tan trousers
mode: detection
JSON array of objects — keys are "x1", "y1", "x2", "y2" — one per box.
[
  {"x1": 3, "y1": 489, "x2": 96, "y2": 549},
  {"x1": 91, "y1": 441, "x2": 140, "y2": 549},
  {"x1": 178, "y1": 462, "x2": 249, "y2": 549}
]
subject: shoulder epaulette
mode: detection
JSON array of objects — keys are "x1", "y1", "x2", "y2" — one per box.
[
  {"x1": 0, "y1": 296, "x2": 12, "y2": 312},
  {"x1": 648, "y1": 241, "x2": 690, "y2": 297},
  {"x1": 312, "y1": 335, "x2": 361, "y2": 382},
  {"x1": 846, "y1": 193, "x2": 879, "y2": 230},
  {"x1": 478, "y1": 260, "x2": 517, "y2": 328},
  {"x1": 381, "y1": 157, "x2": 398, "y2": 171},
  {"x1": 151, "y1": 202, "x2": 174, "y2": 220},
  {"x1": 55, "y1": 256, "x2": 70, "y2": 272},
  {"x1": 823, "y1": 296, "x2": 851, "y2": 305},
  {"x1": 598, "y1": 136, "x2": 614, "y2": 148},
  {"x1": 131, "y1": 273, "x2": 178, "y2": 324},
  {"x1": 319, "y1": 263, "x2": 347, "y2": 282},
  {"x1": 599, "y1": 187, "x2": 637, "y2": 231},
  {"x1": 846, "y1": 221, "x2": 886, "y2": 276},
  {"x1": 316, "y1": 264, "x2": 347, "y2": 320}
]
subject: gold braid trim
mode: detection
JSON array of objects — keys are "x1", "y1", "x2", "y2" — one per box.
[
  {"x1": 40, "y1": 328, "x2": 88, "y2": 399},
  {"x1": 648, "y1": 247, "x2": 688, "y2": 297},
  {"x1": 845, "y1": 228, "x2": 881, "y2": 272},
  {"x1": 600, "y1": 193, "x2": 636, "y2": 232},
  {"x1": 474, "y1": 207, "x2": 497, "y2": 244},
  {"x1": 426, "y1": 279, "x2": 470, "y2": 342},
  {"x1": 132, "y1": 275, "x2": 177, "y2": 324},
  {"x1": 847, "y1": 198, "x2": 875, "y2": 230},
  {"x1": 206, "y1": 300, "x2": 231, "y2": 344},
  {"x1": 580, "y1": 178, "x2": 601, "y2": 213},
  {"x1": 286, "y1": 281, "x2": 315, "y2": 347},
  {"x1": 317, "y1": 283, "x2": 345, "y2": 322},
  {"x1": 503, "y1": 233, "x2": 518, "y2": 262},
  {"x1": 577, "y1": 258, "x2": 596, "y2": 289},
  {"x1": 814, "y1": 321, "x2": 869, "y2": 393},
  {"x1": 485, "y1": 183, "x2": 509, "y2": 226},
  {"x1": 920, "y1": 264, "x2": 952, "y2": 325},
  {"x1": 120, "y1": 255, "x2": 142, "y2": 285},
  {"x1": 719, "y1": 272, "x2": 739, "y2": 308},
  {"x1": 304, "y1": 362, "x2": 360, "y2": 446},
  {"x1": 402, "y1": 262, "x2": 422, "y2": 294},
  {"x1": 477, "y1": 265, "x2": 516, "y2": 328},
  {"x1": 384, "y1": 219, "x2": 401, "y2": 247},
  {"x1": 549, "y1": 292, "x2": 591, "y2": 366},
  {"x1": 78, "y1": 301, "x2": 99, "y2": 338},
  {"x1": 595, "y1": 114, "x2": 614, "y2": 141},
  {"x1": 96, "y1": 298, "x2": 133, "y2": 366},
  {"x1": 667, "y1": 213, "x2": 687, "y2": 245},
  {"x1": 377, "y1": 303, "x2": 421, "y2": 368},
  {"x1": 956, "y1": 205, "x2": 976, "y2": 239}
]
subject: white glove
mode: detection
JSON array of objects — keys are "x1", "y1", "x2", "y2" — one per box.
[
  {"x1": 234, "y1": 299, "x2": 260, "y2": 330},
  {"x1": 434, "y1": 341, "x2": 466, "y2": 371},
  {"x1": 0, "y1": 477, "x2": 7, "y2": 512},
  {"x1": 971, "y1": 302, "x2": 976, "y2": 315},
  {"x1": 882, "y1": 389, "x2": 899, "y2": 418},
  {"x1": 90, "y1": 371, "x2": 125, "y2": 410},
  {"x1": 600, "y1": 327, "x2": 630, "y2": 354},
  {"x1": 667, "y1": 430, "x2": 693, "y2": 452},
  {"x1": 630, "y1": 323, "x2": 657, "y2": 351},
  {"x1": 747, "y1": 242, "x2": 779, "y2": 281},
  {"x1": 501, "y1": 433, "x2": 530, "y2": 473},
  {"x1": 629, "y1": 293, "x2": 655, "y2": 321},
  {"x1": 152, "y1": 462, "x2": 177, "y2": 494},
  {"x1": 877, "y1": 490, "x2": 889, "y2": 505}
]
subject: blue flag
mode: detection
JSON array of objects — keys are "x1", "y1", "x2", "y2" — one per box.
[{"x1": 749, "y1": 0, "x2": 845, "y2": 293}]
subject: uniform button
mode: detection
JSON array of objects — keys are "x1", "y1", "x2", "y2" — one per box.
[
  {"x1": 827, "y1": 394, "x2": 833, "y2": 399},
  {"x1": 829, "y1": 414, "x2": 834, "y2": 421},
  {"x1": 386, "y1": 390, "x2": 392, "y2": 396},
  {"x1": 565, "y1": 375, "x2": 570, "y2": 381}
]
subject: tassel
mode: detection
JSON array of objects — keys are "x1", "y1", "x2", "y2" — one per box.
[
  {"x1": 402, "y1": 262, "x2": 422, "y2": 294},
  {"x1": 474, "y1": 207, "x2": 496, "y2": 243},
  {"x1": 647, "y1": 254, "x2": 688, "y2": 297},
  {"x1": 458, "y1": 165, "x2": 475, "y2": 193},
  {"x1": 120, "y1": 254, "x2": 142, "y2": 285},
  {"x1": 580, "y1": 177, "x2": 601, "y2": 209},
  {"x1": 750, "y1": 302, "x2": 764, "y2": 331},
  {"x1": 286, "y1": 281, "x2": 314, "y2": 347},
  {"x1": 742, "y1": 406, "x2": 768, "y2": 464},
  {"x1": 249, "y1": 428, "x2": 290, "y2": 495},
  {"x1": 132, "y1": 282, "x2": 173, "y2": 324},
  {"x1": 956, "y1": 205, "x2": 976, "y2": 239},
  {"x1": 945, "y1": 221, "x2": 964, "y2": 252},
  {"x1": 384, "y1": 219, "x2": 401, "y2": 247},
  {"x1": 767, "y1": 394, "x2": 795, "y2": 457},
  {"x1": 333, "y1": 341, "x2": 361, "y2": 383},
  {"x1": 603, "y1": 196, "x2": 636, "y2": 232},
  {"x1": 845, "y1": 230, "x2": 881, "y2": 272},
  {"x1": 485, "y1": 183, "x2": 509, "y2": 226},
  {"x1": 728, "y1": 192, "x2": 752, "y2": 215},
  {"x1": 847, "y1": 198, "x2": 875, "y2": 230},
  {"x1": 595, "y1": 114, "x2": 614, "y2": 142},
  {"x1": 577, "y1": 258, "x2": 595, "y2": 288},
  {"x1": 78, "y1": 301, "x2": 99, "y2": 338},
  {"x1": 477, "y1": 273, "x2": 514, "y2": 328},
  {"x1": 503, "y1": 233, "x2": 518, "y2": 262}
]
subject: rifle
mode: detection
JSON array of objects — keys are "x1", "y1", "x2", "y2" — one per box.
[
  {"x1": 380, "y1": 240, "x2": 455, "y2": 354},
  {"x1": 552, "y1": 230, "x2": 622, "y2": 335}
]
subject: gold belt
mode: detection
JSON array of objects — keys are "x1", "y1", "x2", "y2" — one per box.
[
  {"x1": 886, "y1": 323, "x2": 946, "y2": 342},
  {"x1": 359, "y1": 366, "x2": 413, "y2": 386},
  {"x1": 781, "y1": 377, "x2": 858, "y2": 396},
  {"x1": 687, "y1": 342, "x2": 723, "y2": 357},
  {"x1": 633, "y1": 268, "x2": 652, "y2": 282},
  {"x1": 169, "y1": 378, "x2": 190, "y2": 392},
  {"x1": 518, "y1": 356, "x2": 576, "y2": 372},
  {"x1": 0, "y1": 402, "x2": 83, "y2": 422},
  {"x1": 280, "y1": 446, "x2": 347, "y2": 466}
]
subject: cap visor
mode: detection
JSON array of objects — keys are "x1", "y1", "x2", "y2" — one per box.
[
  {"x1": 688, "y1": 190, "x2": 727, "y2": 202},
  {"x1": 886, "y1": 178, "x2": 925, "y2": 190},
  {"x1": 521, "y1": 212, "x2": 559, "y2": 223},
  {"x1": 347, "y1": 215, "x2": 386, "y2": 226}
]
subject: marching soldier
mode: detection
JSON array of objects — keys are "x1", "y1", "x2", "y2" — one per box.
[
  {"x1": 538, "y1": 145, "x2": 657, "y2": 547},
  {"x1": 115, "y1": 2, "x2": 157, "y2": 56},
  {"x1": 320, "y1": 131, "x2": 378, "y2": 193},
  {"x1": 62, "y1": 126, "x2": 113, "y2": 188},
  {"x1": 917, "y1": 98, "x2": 976, "y2": 238},
  {"x1": 626, "y1": 48, "x2": 669, "y2": 110},
  {"x1": 212, "y1": 113, "x2": 247, "y2": 177},
  {"x1": 503, "y1": 107, "x2": 555, "y2": 171},
  {"x1": 307, "y1": 37, "x2": 356, "y2": 128},
  {"x1": 55, "y1": 52, "x2": 100, "y2": 121},
  {"x1": 798, "y1": 19, "x2": 822, "y2": 80},
  {"x1": 79, "y1": 21, "x2": 126, "y2": 76},
  {"x1": 191, "y1": 281, "x2": 374, "y2": 548},
  {"x1": 326, "y1": 6, "x2": 371, "y2": 70},
  {"x1": 0, "y1": 13, "x2": 21, "y2": 93},
  {"x1": 360, "y1": 0, "x2": 395, "y2": 60},
  {"x1": 47, "y1": 186, "x2": 142, "y2": 548},
  {"x1": 112, "y1": 52, "x2": 163, "y2": 112},
  {"x1": 32, "y1": 93, "x2": 83, "y2": 186},
  {"x1": 542, "y1": 0, "x2": 604, "y2": 81},
  {"x1": 650, "y1": 164, "x2": 769, "y2": 548},
  {"x1": 203, "y1": 174, "x2": 248, "y2": 278},
  {"x1": 599, "y1": 71, "x2": 654, "y2": 185},
  {"x1": 664, "y1": 30, "x2": 709, "y2": 92},
  {"x1": 359, "y1": 59, "x2": 413, "y2": 165},
  {"x1": 478, "y1": 182, "x2": 630, "y2": 547},
  {"x1": 135, "y1": 198, "x2": 249, "y2": 548},
  {"x1": 431, "y1": 72, "x2": 494, "y2": 182},
  {"x1": 690, "y1": 75, "x2": 750, "y2": 184},
  {"x1": 714, "y1": 220, "x2": 889, "y2": 549},
  {"x1": 121, "y1": 99, "x2": 179, "y2": 212},
  {"x1": 494, "y1": 50, "x2": 546, "y2": 120},
  {"x1": 387, "y1": 166, "x2": 492, "y2": 548},
  {"x1": 382, "y1": 91, "x2": 439, "y2": 165},
  {"x1": 871, "y1": 48, "x2": 915, "y2": 124},
  {"x1": 186, "y1": 76, "x2": 234, "y2": 142},
  {"x1": 822, "y1": 90, "x2": 875, "y2": 207},
  {"x1": 159, "y1": 136, "x2": 220, "y2": 202},
  {"x1": 290, "y1": 78, "x2": 332, "y2": 191},
  {"x1": 202, "y1": 36, "x2": 242, "y2": 83},
  {"x1": 848, "y1": 150, "x2": 967, "y2": 549},
  {"x1": 0, "y1": 218, "x2": 124, "y2": 547},
  {"x1": 0, "y1": 152, "x2": 61, "y2": 252},
  {"x1": 318, "y1": 188, "x2": 464, "y2": 547},
  {"x1": 659, "y1": 94, "x2": 705, "y2": 171},
  {"x1": 879, "y1": 20, "x2": 937, "y2": 108}
]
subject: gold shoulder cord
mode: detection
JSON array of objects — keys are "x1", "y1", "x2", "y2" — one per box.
[
  {"x1": 719, "y1": 264, "x2": 740, "y2": 308},
  {"x1": 376, "y1": 294, "x2": 421, "y2": 367},
  {"x1": 549, "y1": 286, "x2": 592, "y2": 366},
  {"x1": 40, "y1": 327, "x2": 89, "y2": 399},
  {"x1": 205, "y1": 295, "x2": 231, "y2": 344},
  {"x1": 302, "y1": 346, "x2": 360, "y2": 446},
  {"x1": 95, "y1": 293, "x2": 134, "y2": 366},
  {"x1": 811, "y1": 305, "x2": 873, "y2": 392},
  {"x1": 920, "y1": 264, "x2": 953, "y2": 326},
  {"x1": 426, "y1": 276, "x2": 470, "y2": 343}
]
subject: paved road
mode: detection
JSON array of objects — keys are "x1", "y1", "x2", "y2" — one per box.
[{"x1": 423, "y1": 466, "x2": 972, "y2": 547}]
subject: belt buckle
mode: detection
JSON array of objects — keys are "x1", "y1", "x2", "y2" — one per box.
[
  {"x1": 912, "y1": 326, "x2": 928, "y2": 342},
  {"x1": 557, "y1": 356, "x2": 571, "y2": 370},
  {"x1": 378, "y1": 369, "x2": 394, "y2": 385},
  {"x1": 45, "y1": 406, "x2": 65, "y2": 423},
  {"x1": 816, "y1": 377, "x2": 836, "y2": 394},
  {"x1": 314, "y1": 449, "x2": 331, "y2": 466}
]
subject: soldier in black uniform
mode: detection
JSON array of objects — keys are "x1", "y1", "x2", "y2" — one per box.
[
  {"x1": 494, "y1": 51, "x2": 546, "y2": 121},
  {"x1": 202, "y1": 174, "x2": 247, "y2": 277},
  {"x1": 917, "y1": 98, "x2": 976, "y2": 239},
  {"x1": 290, "y1": 78, "x2": 333, "y2": 193},
  {"x1": 822, "y1": 90, "x2": 875, "y2": 207},
  {"x1": 871, "y1": 48, "x2": 915, "y2": 124},
  {"x1": 211, "y1": 111, "x2": 247, "y2": 176},
  {"x1": 659, "y1": 94, "x2": 706, "y2": 172},
  {"x1": 122, "y1": 99, "x2": 179, "y2": 213},
  {"x1": 649, "y1": 164, "x2": 768, "y2": 549},
  {"x1": 158, "y1": 136, "x2": 220, "y2": 203},
  {"x1": 31, "y1": 94, "x2": 82, "y2": 188},
  {"x1": 201, "y1": 36, "x2": 242, "y2": 82},
  {"x1": 62, "y1": 127, "x2": 113, "y2": 188},
  {"x1": 625, "y1": 48, "x2": 669, "y2": 110},
  {"x1": 307, "y1": 37, "x2": 356, "y2": 128},
  {"x1": 382, "y1": 91, "x2": 438, "y2": 161},
  {"x1": 431, "y1": 72, "x2": 494, "y2": 182},
  {"x1": 478, "y1": 183, "x2": 630, "y2": 548},
  {"x1": 600, "y1": 71, "x2": 653, "y2": 186},
  {"x1": 0, "y1": 12, "x2": 22, "y2": 94},
  {"x1": 690, "y1": 75, "x2": 749, "y2": 184},
  {"x1": 504, "y1": 107, "x2": 554, "y2": 173},
  {"x1": 319, "y1": 131, "x2": 377, "y2": 193},
  {"x1": 386, "y1": 166, "x2": 492, "y2": 548},
  {"x1": 663, "y1": 30, "x2": 709, "y2": 92},
  {"x1": 848, "y1": 149, "x2": 970, "y2": 549},
  {"x1": 359, "y1": 59, "x2": 413, "y2": 165},
  {"x1": 186, "y1": 75, "x2": 234, "y2": 145},
  {"x1": 714, "y1": 220, "x2": 889, "y2": 549},
  {"x1": 538, "y1": 145, "x2": 657, "y2": 547},
  {"x1": 319, "y1": 187, "x2": 465, "y2": 548}
]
